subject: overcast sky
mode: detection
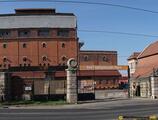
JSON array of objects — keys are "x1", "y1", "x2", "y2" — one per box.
[{"x1": 1, "y1": 0, "x2": 158, "y2": 65}]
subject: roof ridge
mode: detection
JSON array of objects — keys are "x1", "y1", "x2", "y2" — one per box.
[{"x1": 138, "y1": 40, "x2": 158, "y2": 59}]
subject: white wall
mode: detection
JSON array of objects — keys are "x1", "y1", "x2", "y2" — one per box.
[{"x1": 0, "y1": 15, "x2": 76, "y2": 29}]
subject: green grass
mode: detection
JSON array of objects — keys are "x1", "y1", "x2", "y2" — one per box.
[{"x1": 0, "y1": 100, "x2": 67, "y2": 106}]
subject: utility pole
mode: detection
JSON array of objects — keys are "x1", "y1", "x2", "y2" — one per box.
[{"x1": 128, "y1": 66, "x2": 131, "y2": 98}]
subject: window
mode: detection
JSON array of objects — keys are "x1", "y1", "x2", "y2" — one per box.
[
  {"x1": 3, "y1": 43, "x2": 7, "y2": 48},
  {"x1": 23, "y1": 43, "x2": 27, "y2": 48},
  {"x1": 84, "y1": 55, "x2": 89, "y2": 61},
  {"x1": 42, "y1": 56, "x2": 47, "y2": 61},
  {"x1": 0, "y1": 30, "x2": 11, "y2": 38},
  {"x1": 18, "y1": 30, "x2": 30, "y2": 37},
  {"x1": 23, "y1": 56, "x2": 27, "y2": 62},
  {"x1": 61, "y1": 43, "x2": 65, "y2": 48},
  {"x1": 3, "y1": 57, "x2": 7, "y2": 62},
  {"x1": 103, "y1": 56, "x2": 109, "y2": 62},
  {"x1": 62, "y1": 56, "x2": 67, "y2": 61},
  {"x1": 57, "y1": 29, "x2": 69, "y2": 37},
  {"x1": 38, "y1": 29, "x2": 50, "y2": 37},
  {"x1": 42, "y1": 42, "x2": 47, "y2": 48}
]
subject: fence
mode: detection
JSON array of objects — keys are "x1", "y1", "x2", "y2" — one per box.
[{"x1": 33, "y1": 79, "x2": 95, "y2": 100}]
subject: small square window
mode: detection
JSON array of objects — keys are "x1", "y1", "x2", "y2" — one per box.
[
  {"x1": 57, "y1": 29, "x2": 69, "y2": 37},
  {"x1": 18, "y1": 30, "x2": 30, "y2": 37},
  {"x1": 103, "y1": 56, "x2": 109, "y2": 62},
  {"x1": 38, "y1": 29, "x2": 50, "y2": 37},
  {"x1": 0, "y1": 30, "x2": 11, "y2": 38}
]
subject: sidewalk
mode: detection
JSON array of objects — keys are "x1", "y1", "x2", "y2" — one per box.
[{"x1": 1, "y1": 97, "x2": 157, "y2": 109}]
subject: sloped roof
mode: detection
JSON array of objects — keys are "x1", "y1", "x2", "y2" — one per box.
[
  {"x1": 78, "y1": 70, "x2": 121, "y2": 77},
  {"x1": 128, "y1": 52, "x2": 140, "y2": 60},
  {"x1": 138, "y1": 41, "x2": 158, "y2": 59},
  {"x1": 133, "y1": 54, "x2": 158, "y2": 78}
]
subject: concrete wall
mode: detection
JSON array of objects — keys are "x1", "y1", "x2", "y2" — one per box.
[
  {"x1": 0, "y1": 15, "x2": 76, "y2": 29},
  {"x1": 95, "y1": 89, "x2": 128, "y2": 99}
]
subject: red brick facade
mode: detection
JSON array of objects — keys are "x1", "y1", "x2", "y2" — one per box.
[
  {"x1": 0, "y1": 28, "x2": 77, "y2": 68},
  {"x1": 0, "y1": 8, "x2": 122, "y2": 101}
]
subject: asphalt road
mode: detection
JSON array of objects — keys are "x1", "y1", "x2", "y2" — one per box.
[{"x1": 0, "y1": 99, "x2": 158, "y2": 120}]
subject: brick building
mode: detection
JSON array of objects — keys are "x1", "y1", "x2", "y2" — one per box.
[
  {"x1": 79, "y1": 50, "x2": 121, "y2": 90},
  {"x1": 0, "y1": 8, "x2": 122, "y2": 101},
  {"x1": 0, "y1": 8, "x2": 78, "y2": 101},
  {"x1": 129, "y1": 41, "x2": 158, "y2": 98}
]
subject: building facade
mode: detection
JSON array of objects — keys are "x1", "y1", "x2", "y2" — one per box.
[
  {"x1": 0, "y1": 8, "x2": 123, "y2": 101},
  {"x1": 127, "y1": 52, "x2": 140, "y2": 76},
  {"x1": 0, "y1": 8, "x2": 78, "y2": 101},
  {"x1": 129, "y1": 41, "x2": 158, "y2": 99},
  {"x1": 79, "y1": 50, "x2": 120, "y2": 90}
]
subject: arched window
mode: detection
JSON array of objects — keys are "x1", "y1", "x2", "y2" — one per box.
[
  {"x1": 61, "y1": 43, "x2": 65, "y2": 48},
  {"x1": 62, "y1": 56, "x2": 67, "y2": 61},
  {"x1": 42, "y1": 56, "x2": 47, "y2": 61},
  {"x1": 23, "y1": 56, "x2": 27, "y2": 62},
  {"x1": 3, "y1": 57, "x2": 7, "y2": 62},
  {"x1": 23, "y1": 43, "x2": 27, "y2": 48},
  {"x1": 3, "y1": 43, "x2": 7, "y2": 48},
  {"x1": 84, "y1": 55, "x2": 89, "y2": 61},
  {"x1": 42, "y1": 42, "x2": 47, "y2": 48}
]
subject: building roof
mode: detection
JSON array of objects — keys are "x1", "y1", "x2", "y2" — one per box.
[
  {"x1": 78, "y1": 70, "x2": 121, "y2": 77},
  {"x1": 11, "y1": 70, "x2": 121, "y2": 78},
  {"x1": 15, "y1": 8, "x2": 56, "y2": 15},
  {"x1": 0, "y1": 8, "x2": 74, "y2": 16},
  {"x1": 138, "y1": 41, "x2": 158, "y2": 59},
  {"x1": 133, "y1": 41, "x2": 158, "y2": 78},
  {"x1": 127, "y1": 52, "x2": 140, "y2": 60}
]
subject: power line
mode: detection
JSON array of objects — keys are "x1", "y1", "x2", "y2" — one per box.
[
  {"x1": 78, "y1": 29, "x2": 158, "y2": 38},
  {"x1": 1, "y1": 0, "x2": 158, "y2": 14}
]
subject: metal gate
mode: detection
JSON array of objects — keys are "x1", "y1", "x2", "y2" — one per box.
[{"x1": 33, "y1": 80, "x2": 66, "y2": 100}]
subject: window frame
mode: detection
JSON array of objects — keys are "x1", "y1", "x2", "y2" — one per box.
[
  {"x1": 57, "y1": 29, "x2": 70, "y2": 37},
  {"x1": 38, "y1": 29, "x2": 50, "y2": 37},
  {"x1": 18, "y1": 30, "x2": 30, "y2": 37}
]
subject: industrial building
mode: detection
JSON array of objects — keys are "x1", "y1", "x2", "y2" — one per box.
[{"x1": 0, "y1": 8, "x2": 123, "y2": 101}]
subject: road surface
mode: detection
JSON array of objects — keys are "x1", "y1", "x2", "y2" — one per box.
[{"x1": 0, "y1": 98, "x2": 158, "y2": 120}]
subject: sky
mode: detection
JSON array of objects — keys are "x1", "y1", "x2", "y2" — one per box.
[{"x1": 1, "y1": 0, "x2": 158, "y2": 65}]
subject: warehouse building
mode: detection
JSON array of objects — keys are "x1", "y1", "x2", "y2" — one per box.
[{"x1": 0, "y1": 8, "x2": 122, "y2": 101}]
